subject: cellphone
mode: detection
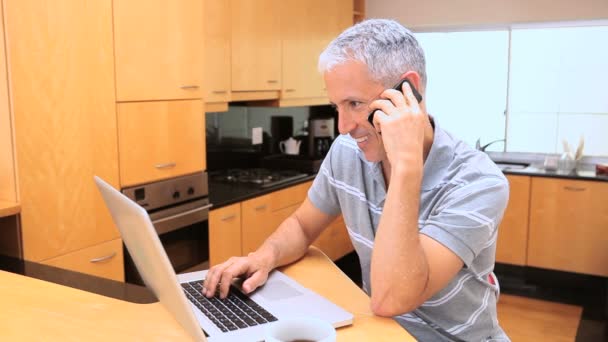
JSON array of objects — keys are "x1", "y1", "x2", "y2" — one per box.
[{"x1": 367, "y1": 78, "x2": 423, "y2": 125}]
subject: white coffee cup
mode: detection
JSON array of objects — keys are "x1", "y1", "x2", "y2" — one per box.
[
  {"x1": 265, "y1": 317, "x2": 336, "y2": 342},
  {"x1": 279, "y1": 137, "x2": 301, "y2": 155}
]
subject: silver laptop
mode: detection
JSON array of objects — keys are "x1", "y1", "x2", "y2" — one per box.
[{"x1": 94, "y1": 176, "x2": 353, "y2": 341}]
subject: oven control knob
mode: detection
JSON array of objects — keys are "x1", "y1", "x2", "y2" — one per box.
[
  {"x1": 172, "y1": 191, "x2": 180, "y2": 200},
  {"x1": 187, "y1": 187, "x2": 195, "y2": 196}
]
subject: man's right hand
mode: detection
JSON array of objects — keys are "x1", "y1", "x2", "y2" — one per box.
[{"x1": 201, "y1": 253, "x2": 274, "y2": 299}]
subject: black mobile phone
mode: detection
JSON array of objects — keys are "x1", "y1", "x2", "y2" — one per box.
[{"x1": 367, "y1": 79, "x2": 423, "y2": 125}]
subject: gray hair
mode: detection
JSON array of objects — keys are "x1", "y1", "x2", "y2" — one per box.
[{"x1": 318, "y1": 19, "x2": 427, "y2": 90}]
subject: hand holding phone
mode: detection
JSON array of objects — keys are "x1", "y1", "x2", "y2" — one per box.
[{"x1": 367, "y1": 79, "x2": 422, "y2": 125}]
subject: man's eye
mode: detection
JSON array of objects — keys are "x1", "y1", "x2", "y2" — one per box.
[{"x1": 349, "y1": 101, "x2": 363, "y2": 109}]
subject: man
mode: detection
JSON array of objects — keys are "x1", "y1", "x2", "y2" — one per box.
[{"x1": 203, "y1": 19, "x2": 510, "y2": 341}]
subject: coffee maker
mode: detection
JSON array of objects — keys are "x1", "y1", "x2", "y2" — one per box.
[{"x1": 307, "y1": 117, "x2": 335, "y2": 158}]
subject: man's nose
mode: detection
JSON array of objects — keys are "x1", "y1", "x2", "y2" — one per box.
[{"x1": 337, "y1": 110, "x2": 357, "y2": 135}]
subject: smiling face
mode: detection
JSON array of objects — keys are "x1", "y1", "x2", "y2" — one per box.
[{"x1": 324, "y1": 60, "x2": 388, "y2": 163}]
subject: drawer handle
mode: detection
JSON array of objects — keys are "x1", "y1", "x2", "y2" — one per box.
[
  {"x1": 285, "y1": 89, "x2": 296, "y2": 93},
  {"x1": 180, "y1": 85, "x2": 200, "y2": 89},
  {"x1": 155, "y1": 162, "x2": 176, "y2": 169},
  {"x1": 90, "y1": 252, "x2": 117, "y2": 263},
  {"x1": 266, "y1": 80, "x2": 278, "y2": 84},
  {"x1": 254, "y1": 204, "x2": 267, "y2": 211},
  {"x1": 564, "y1": 186, "x2": 586, "y2": 192},
  {"x1": 221, "y1": 214, "x2": 237, "y2": 221},
  {"x1": 212, "y1": 90, "x2": 227, "y2": 94}
]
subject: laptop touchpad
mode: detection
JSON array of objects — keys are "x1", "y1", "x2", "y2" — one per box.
[{"x1": 260, "y1": 280, "x2": 303, "y2": 301}]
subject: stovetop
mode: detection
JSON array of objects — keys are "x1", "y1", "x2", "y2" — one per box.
[{"x1": 209, "y1": 168, "x2": 309, "y2": 188}]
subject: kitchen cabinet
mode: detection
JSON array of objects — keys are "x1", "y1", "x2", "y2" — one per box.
[
  {"x1": 204, "y1": 0, "x2": 231, "y2": 110},
  {"x1": 279, "y1": 0, "x2": 352, "y2": 106},
  {"x1": 113, "y1": 0, "x2": 204, "y2": 102},
  {"x1": 5, "y1": 0, "x2": 122, "y2": 273},
  {"x1": 527, "y1": 178, "x2": 608, "y2": 277},
  {"x1": 0, "y1": 2, "x2": 16, "y2": 204},
  {"x1": 41, "y1": 238, "x2": 124, "y2": 282},
  {"x1": 210, "y1": 181, "x2": 354, "y2": 262},
  {"x1": 496, "y1": 175, "x2": 531, "y2": 266},
  {"x1": 209, "y1": 203, "x2": 242, "y2": 266},
  {"x1": 230, "y1": 0, "x2": 282, "y2": 98},
  {"x1": 117, "y1": 100, "x2": 206, "y2": 187}
]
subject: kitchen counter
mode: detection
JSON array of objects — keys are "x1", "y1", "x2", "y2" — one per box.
[
  {"x1": 0, "y1": 247, "x2": 413, "y2": 341},
  {"x1": 209, "y1": 173, "x2": 316, "y2": 209},
  {"x1": 0, "y1": 201, "x2": 20, "y2": 218},
  {"x1": 488, "y1": 151, "x2": 608, "y2": 182}
]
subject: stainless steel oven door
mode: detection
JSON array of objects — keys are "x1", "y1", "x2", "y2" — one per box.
[{"x1": 149, "y1": 198, "x2": 212, "y2": 235}]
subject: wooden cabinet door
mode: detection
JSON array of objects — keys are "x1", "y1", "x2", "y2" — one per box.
[
  {"x1": 528, "y1": 178, "x2": 608, "y2": 276},
  {"x1": 41, "y1": 239, "x2": 124, "y2": 282},
  {"x1": 241, "y1": 194, "x2": 274, "y2": 255},
  {"x1": 496, "y1": 175, "x2": 531, "y2": 266},
  {"x1": 209, "y1": 203, "x2": 242, "y2": 266},
  {"x1": 113, "y1": 0, "x2": 204, "y2": 101},
  {"x1": 313, "y1": 216, "x2": 354, "y2": 261},
  {"x1": 231, "y1": 0, "x2": 281, "y2": 91},
  {"x1": 117, "y1": 100, "x2": 206, "y2": 187},
  {"x1": 280, "y1": 0, "x2": 352, "y2": 100},
  {"x1": 0, "y1": 2, "x2": 16, "y2": 203},
  {"x1": 204, "y1": 0, "x2": 231, "y2": 104},
  {"x1": 5, "y1": 0, "x2": 120, "y2": 262}
]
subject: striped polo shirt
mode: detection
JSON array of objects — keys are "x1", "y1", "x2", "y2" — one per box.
[{"x1": 308, "y1": 121, "x2": 510, "y2": 341}]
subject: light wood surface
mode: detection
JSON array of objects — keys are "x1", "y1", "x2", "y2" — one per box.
[
  {"x1": 0, "y1": 246, "x2": 413, "y2": 340},
  {"x1": 241, "y1": 192, "x2": 274, "y2": 255},
  {"x1": 497, "y1": 294, "x2": 582, "y2": 342},
  {"x1": 0, "y1": 1, "x2": 17, "y2": 203},
  {"x1": 5, "y1": 0, "x2": 120, "y2": 262},
  {"x1": 40, "y1": 238, "x2": 124, "y2": 282},
  {"x1": 313, "y1": 215, "x2": 354, "y2": 261},
  {"x1": 204, "y1": 0, "x2": 231, "y2": 104},
  {"x1": 231, "y1": 0, "x2": 282, "y2": 92},
  {"x1": 117, "y1": 100, "x2": 206, "y2": 187},
  {"x1": 113, "y1": 0, "x2": 204, "y2": 101},
  {"x1": 0, "y1": 201, "x2": 20, "y2": 218},
  {"x1": 209, "y1": 203, "x2": 242, "y2": 266},
  {"x1": 280, "y1": 0, "x2": 352, "y2": 100},
  {"x1": 496, "y1": 175, "x2": 531, "y2": 266},
  {"x1": 528, "y1": 178, "x2": 608, "y2": 276}
]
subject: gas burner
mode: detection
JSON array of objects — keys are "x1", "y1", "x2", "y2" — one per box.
[{"x1": 211, "y1": 168, "x2": 308, "y2": 188}]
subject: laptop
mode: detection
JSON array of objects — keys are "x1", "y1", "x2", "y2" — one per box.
[{"x1": 94, "y1": 176, "x2": 353, "y2": 341}]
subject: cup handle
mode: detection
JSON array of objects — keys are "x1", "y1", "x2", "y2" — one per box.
[{"x1": 279, "y1": 141, "x2": 285, "y2": 153}]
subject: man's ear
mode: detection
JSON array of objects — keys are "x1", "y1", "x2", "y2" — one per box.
[{"x1": 399, "y1": 71, "x2": 422, "y2": 93}]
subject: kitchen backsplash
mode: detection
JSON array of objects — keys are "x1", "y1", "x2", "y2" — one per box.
[{"x1": 206, "y1": 105, "x2": 310, "y2": 146}]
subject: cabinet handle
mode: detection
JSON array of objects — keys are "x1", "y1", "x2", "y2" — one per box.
[
  {"x1": 212, "y1": 90, "x2": 227, "y2": 94},
  {"x1": 266, "y1": 80, "x2": 278, "y2": 84},
  {"x1": 254, "y1": 204, "x2": 267, "y2": 211},
  {"x1": 155, "y1": 162, "x2": 176, "y2": 169},
  {"x1": 564, "y1": 186, "x2": 586, "y2": 192},
  {"x1": 90, "y1": 252, "x2": 117, "y2": 264},
  {"x1": 221, "y1": 214, "x2": 237, "y2": 221},
  {"x1": 180, "y1": 85, "x2": 200, "y2": 89},
  {"x1": 285, "y1": 89, "x2": 296, "y2": 93}
]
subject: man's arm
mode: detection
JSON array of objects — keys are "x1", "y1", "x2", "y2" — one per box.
[{"x1": 202, "y1": 198, "x2": 336, "y2": 299}]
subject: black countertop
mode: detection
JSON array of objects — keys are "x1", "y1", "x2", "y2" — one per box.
[
  {"x1": 209, "y1": 173, "x2": 317, "y2": 210},
  {"x1": 0, "y1": 253, "x2": 157, "y2": 304}
]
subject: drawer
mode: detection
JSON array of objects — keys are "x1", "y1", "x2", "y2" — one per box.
[
  {"x1": 41, "y1": 239, "x2": 124, "y2": 282},
  {"x1": 269, "y1": 180, "x2": 312, "y2": 211}
]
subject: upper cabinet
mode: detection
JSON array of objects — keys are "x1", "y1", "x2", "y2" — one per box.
[
  {"x1": 279, "y1": 0, "x2": 352, "y2": 106},
  {"x1": 117, "y1": 100, "x2": 206, "y2": 187},
  {"x1": 204, "y1": 0, "x2": 231, "y2": 108},
  {"x1": 231, "y1": 0, "x2": 282, "y2": 96},
  {"x1": 113, "y1": 0, "x2": 204, "y2": 102},
  {"x1": 0, "y1": 2, "x2": 16, "y2": 203}
]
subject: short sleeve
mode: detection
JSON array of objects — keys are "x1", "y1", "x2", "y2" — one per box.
[
  {"x1": 307, "y1": 147, "x2": 341, "y2": 217},
  {"x1": 420, "y1": 176, "x2": 509, "y2": 267}
]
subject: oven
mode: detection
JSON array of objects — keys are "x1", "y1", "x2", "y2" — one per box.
[{"x1": 121, "y1": 172, "x2": 211, "y2": 285}]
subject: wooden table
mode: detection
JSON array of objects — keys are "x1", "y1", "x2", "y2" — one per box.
[{"x1": 0, "y1": 247, "x2": 414, "y2": 341}]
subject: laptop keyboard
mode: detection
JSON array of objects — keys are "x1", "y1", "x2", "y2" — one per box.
[{"x1": 181, "y1": 280, "x2": 278, "y2": 332}]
